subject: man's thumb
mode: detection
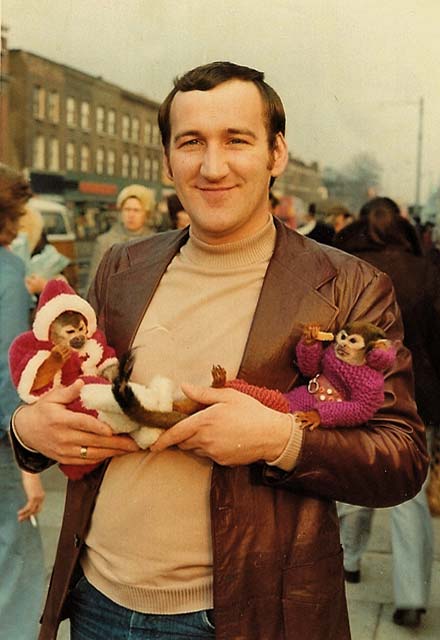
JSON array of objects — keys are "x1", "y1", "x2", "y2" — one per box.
[
  {"x1": 43, "y1": 378, "x2": 84, "y2": 405},
  {"x1": 180, "y1": 382, "x2": 228, "y2": 406}
]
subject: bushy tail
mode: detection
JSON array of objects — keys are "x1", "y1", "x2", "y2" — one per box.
[{"x1": 112, "y1": 350, "x2": 188, "y2": 428}]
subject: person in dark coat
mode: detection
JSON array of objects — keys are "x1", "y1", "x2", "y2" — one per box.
[
  {"x1": 334, "y1": 196, "x2": 438, "y2": 629},
  {"x1": 296, "y1": 203, "x2": 334, "y2": 245}
]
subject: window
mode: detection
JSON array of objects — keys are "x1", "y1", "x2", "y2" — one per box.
[
  {"x1": 66, "y1": 97, "x2": 76, "y2": 127},
  {"x1": 66, "y1": 142, "x2": 76, "y2": 171},
  {"x1": 33, "y1": 135, "x2": 45, "y2": 169},
  {"x1": 80, "y1": 101, "x2": 90, "y2": 130},
  {"x1": 96, "y1": 147, "x2": 105, "y2": 174},
  {"x1": 122, "y1": 152, "x2": 130, "y2": 177},
  {"x1": 132, "y1": 117, "x2": 140, "y2": 143},
  {"x1": 131, "y1": 153, "x2": 139, "y2": 179},
  {"x1": 122, "y1": 114, "x2": 130, "y2": 141},
  {"x1": 144, "y1": 156, "x2": 151, "y2": 180},
  {"x1": 96, "y1": 106, "x2": 105, "y2": 134},
  {"x1": 144, "y1": 121, "x2": 152, "y2": 145},
  {"x1": 32, "y1": 86, "x2": 45, "y2": 120},
  {"x1": 48, "y1": 137, "x2": 59, "y2": 171},
  {"x1": 107, "y1": 109, "x2": 116, "y2": 135},
  {"x1": 107, "y1": 149, "x2": 116, "y2": 176},
  {"x1": 80, "y1": 144, "x2": 90, "y2": 172},
  {"x1": 152, "y1": 158, "x2": 160, "y2": 181},
  {"x1": 151, "y1": 124, "x2": 160, "y2": 146},
  {"x1": 48, "y1": 91, "x2": 60, "y2": 123}
]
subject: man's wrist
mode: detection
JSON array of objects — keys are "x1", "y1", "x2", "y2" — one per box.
[
  {"x1": 10, "y1": 404, "x2": 39, "y2": 452},
  {"x1": 265, "y1": 413, "x2": 304, "y2": 472}
]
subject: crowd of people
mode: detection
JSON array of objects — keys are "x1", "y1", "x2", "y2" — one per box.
[{"x1": 0, "y1": 60, "x2": 438, "y2": 640}]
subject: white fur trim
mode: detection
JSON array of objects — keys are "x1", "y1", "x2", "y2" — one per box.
[
  {"x1": 79, "y1": 383, "x2": 163, "y2": 448},
  {"x1": 80, "y1": 339, "x2": 104, "y2": 375},
  {"x1": 128, "y1": 375, "x2": 174, "y2": 412},
  {"x1": 98, "y1": 357, "x2": 119, "y2": 378},
  {"x1": 33, "y1": 293, "x2": 97, "y2": 341},
  {"x1": 17, "y1": 350, "x2": 53, "y2": 403}
]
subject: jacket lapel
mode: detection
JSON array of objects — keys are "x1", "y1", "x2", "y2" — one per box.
[
  {"x1": 104, "y1": 230, "x2": 189, "y2": 356},
  {"x1": 238, "y1": 220, "x2": 339, "y2": 391}
]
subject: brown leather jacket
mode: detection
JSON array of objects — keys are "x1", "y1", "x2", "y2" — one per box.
[{"x1": 13, "y1": 219, "x2": 429, "y2": 640}]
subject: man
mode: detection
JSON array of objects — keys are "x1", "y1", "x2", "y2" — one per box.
[{"x1": 11, "y1": 62, "x2": 428, "y2": 640}]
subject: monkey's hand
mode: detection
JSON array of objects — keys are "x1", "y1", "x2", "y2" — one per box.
[
  {"x1": 302, "y1": 324, "x2": 322, "y2": 344},
  {"x1": 294, "y1": 410, "x2": 321, "y2": 431},
  {"x1": 31, "y1": 346, "x2": 72, "y2": 392}
]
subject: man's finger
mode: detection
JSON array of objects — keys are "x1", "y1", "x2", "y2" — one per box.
[
  {"x1": 150, "y1": 418, "x2": 199, "y2": 452},
  {"x1": 180, "y1": 382, "x2": 235, "y2": 406}
]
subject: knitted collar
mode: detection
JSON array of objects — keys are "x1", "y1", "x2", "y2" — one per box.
[{"x1": 180, "y1": 215, "x2": 276, "y2": 269}]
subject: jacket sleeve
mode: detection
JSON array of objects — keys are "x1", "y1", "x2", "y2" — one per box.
[{"x1": 263, "y1": 267, "x2": 429, "y2": 508}]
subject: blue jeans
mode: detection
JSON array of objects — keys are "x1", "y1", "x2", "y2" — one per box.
[{"x1": 69, "y1": 576, "x2": 216, "y2": 639}]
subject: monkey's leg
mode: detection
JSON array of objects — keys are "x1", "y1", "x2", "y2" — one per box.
[{"x1": 172, "y1": 365, "x2": 227, "y2": 414}]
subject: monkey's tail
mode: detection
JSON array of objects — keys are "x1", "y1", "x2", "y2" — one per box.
[{"x1": 112, "y1": 350, "x2": 188, "y2": 429}]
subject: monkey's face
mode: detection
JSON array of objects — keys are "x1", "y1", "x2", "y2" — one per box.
[
  {"x1": 334, "y1": 329, "x2": 367, "y2": 366},
  {"x1": 48, "y1": 312, "x2": 88, "y2": 351}
]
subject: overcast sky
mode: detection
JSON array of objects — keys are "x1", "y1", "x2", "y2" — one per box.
[{"x1": 2, "y1": 0, "x2": 439, "y2": 207}]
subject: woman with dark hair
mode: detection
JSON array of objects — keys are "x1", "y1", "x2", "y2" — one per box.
[
  {"x1": 334, "y1": 196, "x2": 437, "y2": 628},
  {"x1": 0, "y1": 164, "x2": 46, "y2": 638}
]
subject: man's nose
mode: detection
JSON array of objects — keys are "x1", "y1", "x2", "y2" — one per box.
[{"x1": 200, "y1": 144, "x2": 229, "y2": 181}]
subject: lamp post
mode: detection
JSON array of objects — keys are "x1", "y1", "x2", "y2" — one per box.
[{"x1": 414, "y1": 96, "x2": 424, "y2": 214}]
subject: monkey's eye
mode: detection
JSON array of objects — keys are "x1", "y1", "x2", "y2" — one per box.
[
  {"x1": 347, "y1": 334, "x2": 366, "y2": 350},
  {"x1": 337, "y1": 330, "x2": 348, "y2": 342},
  {"x1": 66, "y1": 329, "x2": 76, "y2": 335}
]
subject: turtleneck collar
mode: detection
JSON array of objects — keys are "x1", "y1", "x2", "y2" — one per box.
[{"x1": 180, "y1": 215, "x2": 276, "y2": 269}]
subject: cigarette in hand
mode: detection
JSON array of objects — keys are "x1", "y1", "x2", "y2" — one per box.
[{"x1": 30, "y1": 515, "x2": 38, "y2": 527}]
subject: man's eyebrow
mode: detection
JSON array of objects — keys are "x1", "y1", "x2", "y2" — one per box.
[
  {"x1": 226, "y1": 128, "x2": 257, "y2": 139},
  {"x1": 173, "y1": 128, "x2": 258, "y2": 142},
  {"x1": 173, "y1": 130, "x2": 201, "y2": 143}
]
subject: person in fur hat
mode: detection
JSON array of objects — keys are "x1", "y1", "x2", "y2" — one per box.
[{"x1": 87, "y1": 184, "x2": 155, "y2": 287}]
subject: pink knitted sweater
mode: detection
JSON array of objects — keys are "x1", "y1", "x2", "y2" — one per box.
[{"x1": 227, "y1": 339, "x2": 396, "y2": 428}]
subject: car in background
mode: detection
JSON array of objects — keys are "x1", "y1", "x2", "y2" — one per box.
[{"x1": 27, "y1": 196, "x2": 79, "y2": 289}]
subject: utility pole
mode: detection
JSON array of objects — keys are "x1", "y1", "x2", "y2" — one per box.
[{"x1": 415, "y1": 96, "x2": 424, "y2": 214}]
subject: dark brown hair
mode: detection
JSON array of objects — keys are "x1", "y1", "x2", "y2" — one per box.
[
  {"x1": 158, "y1": 61, "x2": 286, "y2": 154},
  {"x1": 0, "y1": 164, "x2": 33, "y2": 234},
  {"x1": 359, "y1": 197, "x2": 422, "y2": 256}
]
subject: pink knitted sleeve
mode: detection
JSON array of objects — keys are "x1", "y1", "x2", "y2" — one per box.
[
  {"x1": 295, "y1": 339, "x2": 324, "y2": 377},
  {"x1": 226, "y1": 379, "x2": 290, "y2": 413}
]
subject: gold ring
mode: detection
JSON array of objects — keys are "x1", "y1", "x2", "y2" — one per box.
[{"x1": 80, "y1": 446, "x2": 88, "y2": 459}]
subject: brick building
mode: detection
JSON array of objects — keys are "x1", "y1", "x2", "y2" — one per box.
[{"x1": 7, "y1": 49, "x2": 164, "y2": 228}]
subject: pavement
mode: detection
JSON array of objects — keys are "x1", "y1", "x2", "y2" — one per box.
[{"x1": 38, "y1": 465, "x2": 440, "y2": 640}]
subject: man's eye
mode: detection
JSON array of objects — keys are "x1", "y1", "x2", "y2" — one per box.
[
  {"x1": 181, "y1": 139, "x2": 200, "y2": 147},
  {"x1": 229, "y1": 138, "x2": 248, "y2": 145}
]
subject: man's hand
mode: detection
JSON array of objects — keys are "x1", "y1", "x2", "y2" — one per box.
[
  {"x1": 18, "y1": 471, "x2": 45, "y2": 522},
  {"x1": 14, "y1": 380, "x2": 140, "y2": 466},
  {"x1": 150, "y1": 383, "x2": 292, "y2": 466}
]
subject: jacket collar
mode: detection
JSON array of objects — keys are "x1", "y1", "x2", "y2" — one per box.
[{"x1": 105, "y1": 218, "x2": 338, "y2": 391}]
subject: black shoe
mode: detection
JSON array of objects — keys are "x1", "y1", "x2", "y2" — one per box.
[
  {"x1": 344, "y1": 569, "x2": 361, "y2": 583},
  {"x1": 392, "y1": 608, "x2": 425, "y2": 628}
]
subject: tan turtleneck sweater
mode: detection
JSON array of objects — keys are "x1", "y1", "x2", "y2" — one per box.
[{"x1": 82, "y1": 217, "x2": 302, "y2": 614}]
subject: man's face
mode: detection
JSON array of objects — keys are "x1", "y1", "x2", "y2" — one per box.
[
  {"x1": 165, "y1": 79, "x2": 287, "y2": 244},
  {"x1": 120, "y1": 197, "x2": 147, "y2": 232}
]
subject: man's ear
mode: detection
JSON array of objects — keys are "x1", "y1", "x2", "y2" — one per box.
[
  {"x1": 269, "y1": 133, "x2": 289, "y2": 178},
  {"x1": 163, "y1": 152, "x2": 173, "y2": 181}
]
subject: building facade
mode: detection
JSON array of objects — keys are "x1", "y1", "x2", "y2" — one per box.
[{"x1": 7, "y1": 49, "x2": 164, "y2": 231}]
